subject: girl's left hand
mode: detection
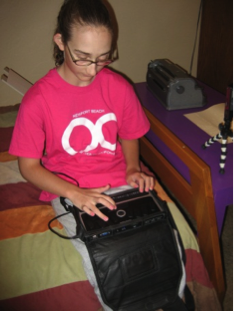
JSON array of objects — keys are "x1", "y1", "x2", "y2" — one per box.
[{"x1": 126, "y1": 170, "x2": 155, "y2": 193}]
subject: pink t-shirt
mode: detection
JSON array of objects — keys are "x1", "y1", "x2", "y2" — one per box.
[{"x1": 10, "y1": 68, "x2": 150, "y2": 201}]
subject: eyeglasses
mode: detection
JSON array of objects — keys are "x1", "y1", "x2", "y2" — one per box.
[{"x1": 66, "y1": 44, "x2": 113, "y2": 67}]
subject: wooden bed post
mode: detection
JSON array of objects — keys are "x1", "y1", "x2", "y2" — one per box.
[{"x1": 139, "y1": 108, "x2": 225, "y2": 302}]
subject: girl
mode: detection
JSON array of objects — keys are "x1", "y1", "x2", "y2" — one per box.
[
  {"x1": 10, "y1": 0, "x2": 154, "y2": 220},
  {"x1": 9, "y1": 0, "x2": 154, "y2": 309}
]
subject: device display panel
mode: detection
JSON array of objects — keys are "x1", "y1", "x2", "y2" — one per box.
[{"x1": 80, "y1": 193, "x2": 163, "y2": 232}]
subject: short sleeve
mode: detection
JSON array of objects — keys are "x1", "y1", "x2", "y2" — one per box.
[
  {"x1": 117, "y1": 83, "x2": 150, "y2": 139},
  {"x1": 9, "y1": 85, "x2": 46, "y2": 158}
]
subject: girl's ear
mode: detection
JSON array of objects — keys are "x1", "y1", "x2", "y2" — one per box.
[{"x1": 54, "y1": 33, "x2": 65, "y2": 51}]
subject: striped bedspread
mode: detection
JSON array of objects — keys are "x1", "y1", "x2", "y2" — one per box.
[{"x1": 0, "y1": 105, "x2": 221, "y2": 310}]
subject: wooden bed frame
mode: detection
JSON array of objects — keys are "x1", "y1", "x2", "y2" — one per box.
[{"x1": 139, "y1": 107, "x2": 225, "y2": 302}]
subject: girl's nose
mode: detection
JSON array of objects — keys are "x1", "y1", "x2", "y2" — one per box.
[{"x1": 87, "y1": 63, "x2": 97, "y2": 76}]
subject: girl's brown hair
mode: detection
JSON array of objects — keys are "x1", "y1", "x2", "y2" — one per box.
[{"x1": 53, "y1": 0, "x2": 116, "y2": 66}]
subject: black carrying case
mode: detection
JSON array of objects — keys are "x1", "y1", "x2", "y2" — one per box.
[
  {"x1": 60, "y1": 189, "x2": 194, "y2": 311},
  {"x1": 86, "y1": 206, "x2": 185, "y2": 310}
]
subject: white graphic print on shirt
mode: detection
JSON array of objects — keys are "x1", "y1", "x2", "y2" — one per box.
[{"x1": 61, "y1": 112, "x2": 117, "y2": 155}]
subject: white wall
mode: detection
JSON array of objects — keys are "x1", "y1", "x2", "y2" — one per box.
[{"x1": 0, "y1": 0, "x2": 201, "y2": 107}]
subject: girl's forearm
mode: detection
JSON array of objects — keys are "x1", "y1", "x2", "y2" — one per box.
[
  {"x1": 18, "y1": 157, "x2": 78, "y2": 199},
  {"x1": 120, "y1": 139, "x2": 141, "y2": 173},
  {"x1": 18, "y1": 157, "x2": 116, "y2": 220}
]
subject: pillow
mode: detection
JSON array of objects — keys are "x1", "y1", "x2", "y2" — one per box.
[
  {"x1": 0, "y1": 110, "x2": 18, "y2": 128},
  {"x1": 0, "y1": 127, "x2": 14, "y2": 153},
  {"x1": 0, "y1": 104, "x2": 20, "y2": 153},
  {"x1": 0, "y1": 103, "x2": 20, "y2": 114}
]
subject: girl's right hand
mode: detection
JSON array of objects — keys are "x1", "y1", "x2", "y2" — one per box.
[
  {"x1": 18, "y1": 157, "x2": 115, "y2": 221},
  {"x1": 69, "y1": 184, "x2": 116, "y2": 221}
]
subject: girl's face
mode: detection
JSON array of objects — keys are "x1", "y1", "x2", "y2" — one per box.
[{"x1": 54, "y1": 25, "x2": 112, "y2": 86}]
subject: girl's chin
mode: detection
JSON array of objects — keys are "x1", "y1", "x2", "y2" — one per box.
[{"x1": 79, "y1": 75, "x2": 95, "y2": 84}]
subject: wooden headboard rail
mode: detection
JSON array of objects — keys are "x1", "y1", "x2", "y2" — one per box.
[{"x1": 140, "y1": 107, "x2": 225, "y2": 301}]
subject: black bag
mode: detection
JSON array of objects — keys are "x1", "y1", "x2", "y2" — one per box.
[{"x1": 59, "y1": 189, "x2": 194, "y2": 311}]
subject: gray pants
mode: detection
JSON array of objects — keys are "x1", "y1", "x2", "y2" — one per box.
[{"x1": 51, "y1": 197, "x2": 112, "y2": 311}]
